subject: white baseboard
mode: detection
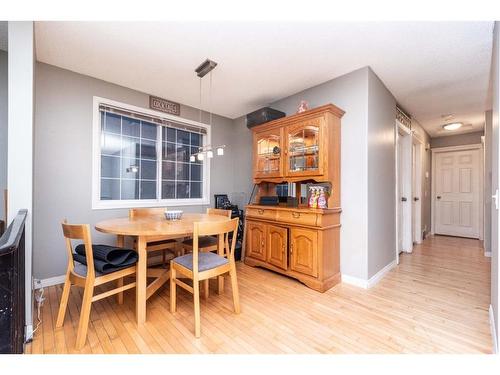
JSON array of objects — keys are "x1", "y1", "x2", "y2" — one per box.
[
  {"x1": 37, "y1": 275, "x2": 66, "y2": 289},
  {"x1": 341, "y1": 274, "x2": 368, "y2": 288},
  {"x1": 485, "y1": 252, "x2": 492, "y2": 257},
  {"x1": 367, "y1": 260, "x2": 397, "y2": 288},
  {"x1": 490, "y1": 305, "x2": 498, "y2": 354},
  {"x1": 342, "y1": 260, "x2": 397, "y2": 289}
]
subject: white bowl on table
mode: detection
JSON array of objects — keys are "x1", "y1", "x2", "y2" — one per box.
[{"x1": 164, "y1": 210, "x2": 183, "y2": 220}]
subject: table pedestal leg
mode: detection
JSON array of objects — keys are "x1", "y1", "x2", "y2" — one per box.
[
  {"x1": 116, "y1": 235, "x2": 125, "y2": 304},
  {"x1": 136, "y1": 236, "x2": 147, "y2": 324}
]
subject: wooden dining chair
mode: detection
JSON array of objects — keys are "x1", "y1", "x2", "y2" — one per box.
[
  {"x1": 56, "y1": 221, "x2": 137, "y2": 350},
  {"x1": 181, "y1": 208, "x2": 232, "y2": 298},
  {"x1": 129, "y1": 207, "x2": 180, "y2": 265},
  {"x1": 170, "y1": 217, "x2": 240, "y2": 338}
]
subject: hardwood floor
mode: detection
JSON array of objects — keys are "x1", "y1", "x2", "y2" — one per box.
[{"x1": 26, "y1": 235, "x2": 492, "y2": 354}]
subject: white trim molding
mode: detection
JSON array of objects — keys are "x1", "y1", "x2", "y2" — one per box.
[
  {"x1": 342, "y1": 260, "x2": 397, "y2": 289},
  {"x1": 485, "y1": 251, "x2": 492, "y2": 257},
  {"x1": 37, "y1": 275, "x2": 66, "y2": 289},
  {"x1": 341, "y1": 274, "x2": 368, "y2": 289},
  {"x1": 367, "y1": 260, "x2": 397, "y2": 288},
  {"x1": 490, "y1": 305, "x2": 498, "y2": 354}
]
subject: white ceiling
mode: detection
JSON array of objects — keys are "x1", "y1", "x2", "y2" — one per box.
[{"x1": 34, "y1": 21, "x2": 493, "y2": 137}]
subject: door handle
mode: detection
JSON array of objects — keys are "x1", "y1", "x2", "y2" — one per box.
[
  {"x1": 414, "y1": 197, "x2": 419, "y2": 202},
  {"x1": 436, "y1": 196, "x2": 441, "y2": 200},
  {"x1": 401, "y1": 197, "x2": 407, "y2": 202}
]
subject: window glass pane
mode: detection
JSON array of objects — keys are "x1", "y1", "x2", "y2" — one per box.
[
  {"x1": 121, "y1": 179, "x2": 140, "y2": 200},
  {"x1": 104, "y1": 113, "x2": 121, "y2": 134},
  {"x1": 101, "y1": 132, "x2": 122, "y2": 156},
  {"x1": 176, "y1": 182, "x2": 190, "y2": 198},
  {"x1": 99, "y1": 107, "x2": 205, "y2": 204},
  {"x1": 190, "y1": 182, "x2": 202, "y2": 198},
  {"x1": 163, "y1": 142, "x2": 176, "y2": 161},
  {"x1": 101, "y1": 156, "x2": 120, "y2": 178},
  {"x1": 163, "y1": 127, "x2": 176, "y2": 142},
  {"x1": 161, "y1": 180, "x2": 175, "y2": 199},
  {"x1": 122, "y1": 117, "x2": 140, "y2": 137},
  {"x1": 121, "y1": 158, "x2": 139, "y2": 179},
  {"x1": 191, "y1": 133, "x2": 202, "y2": 147},
  {"x1": 176, "y1": 163, "x2": 189, "y2": 181},
  {"x1": 162, "y1": 161, "x2": 175, "y2": 180},
  {"x1": 140, "y1": 159, "x2": 157, "y2": 180},
  {"x1": 122, "y1": 136, "x2": 141, "y2": 159},
  {"x1": 141, "y1": 139, "x2": 156, "y2": 160},
  {"x1": 177, "y1": 144, "x2": 191, "y2": 163},
  {"x1": 141, "y1": 121, "x2": 157, "y2": 140},
  {"x1": 190, "y1": 164, "x2": 202, "y2": 181},
  {"x1": 177, "y1": 130, "x2": 190, "y2": 145},
  {"x1": 101, "y1": 178, "x2": 120, "y2": 200},
  {"x1": 141, "y1": 181, "x2": 156, "y2": 199}
]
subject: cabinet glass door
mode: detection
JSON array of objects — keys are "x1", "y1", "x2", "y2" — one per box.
[
  {"x1": 287, "y1": 122, "x2": 322, "y2": 175},
  {"x1": 254, "y1": 129, "x2": 283, "y2": 178}
]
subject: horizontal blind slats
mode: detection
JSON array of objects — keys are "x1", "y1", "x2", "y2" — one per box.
[{"x1": 99, "y1": 104, "x2": 207, "y2": 135}]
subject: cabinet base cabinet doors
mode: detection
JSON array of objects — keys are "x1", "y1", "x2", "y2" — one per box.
[
  {"x1": 246, "y1": 221, "x2": 267, "y2": 261},
  {"x1": 266, "y1": 225, "x2": 288, "y2": 270},
  {"x1": 290, "y1": 228, "x2": 318, "y2": 277}
]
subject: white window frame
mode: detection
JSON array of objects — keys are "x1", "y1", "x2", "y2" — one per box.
[{"x1": 92, "y1": 96, "x2": 211, "y2": 210}]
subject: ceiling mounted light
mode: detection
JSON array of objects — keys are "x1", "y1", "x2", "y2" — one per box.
[
  {"x1": 190, "y1": 155, "x2": 196, "y2": 162},
  {"x1": 207, "y1": 150, "x2": 213, "y2": 158},
  {"x1": 443, "y1": 122, "x2": 463, "y2": 131}
]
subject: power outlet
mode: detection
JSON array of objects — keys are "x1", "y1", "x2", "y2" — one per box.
[{"x1": 33, "y1": 278, "x2": 42, "y2": 290}]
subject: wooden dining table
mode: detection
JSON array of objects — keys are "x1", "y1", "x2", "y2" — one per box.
[{"x1": 95, "y1": 212, "x2": 230, "y2": 324}]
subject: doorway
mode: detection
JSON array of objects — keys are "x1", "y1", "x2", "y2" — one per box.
[
  {"x1": 432, "y1": 145, "x2": 483, "y2": 239},
  {"x1": 396, "y1": 122, "x2": 413, "y2": 264}
]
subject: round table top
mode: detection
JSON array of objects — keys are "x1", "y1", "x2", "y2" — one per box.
[{"x1": 95, "y1": 213, "x2": 230, "y2": 237}]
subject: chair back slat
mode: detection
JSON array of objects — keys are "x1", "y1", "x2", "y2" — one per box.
[
  {"x1": 206, "y1": 208, "x2": 232, "y2": 218},
  {"x1": 129, "y1": 207, "x2": 168, "y2": 219},
  {"x1": 61, "y1": 221, "x2": 95, "y2": 279}
]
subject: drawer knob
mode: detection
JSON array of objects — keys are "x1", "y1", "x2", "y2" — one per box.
[
  {"x1": 292, "y1": 212, "x2": 301, "y2": 218},
  {"x1": 258, "y1": 209, "x2": 264, "y2": 215}
]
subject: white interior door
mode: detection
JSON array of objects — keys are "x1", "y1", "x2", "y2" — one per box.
[
  {"x1": 434, "y1": 149, "x2": 480, "y2": 238},
  {"x1": 397, "y1": 129, "x2": 413, "y2": 253}
]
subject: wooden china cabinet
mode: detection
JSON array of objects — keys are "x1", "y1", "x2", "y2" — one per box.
[{"x1": 244, "y1": 104, "x2": 344, "y2": 292}]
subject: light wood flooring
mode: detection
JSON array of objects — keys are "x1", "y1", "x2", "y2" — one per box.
[{"x1": 27, "y1": 235, "x2": 492, "y2": 354}]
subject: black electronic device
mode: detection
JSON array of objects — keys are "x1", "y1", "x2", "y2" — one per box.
[
  {"x1": 259, "y1": 196, "x2": 280, "y2": 206},
  {"x1": 246, "y1": 107, "x2": 286, "y2": 128}
]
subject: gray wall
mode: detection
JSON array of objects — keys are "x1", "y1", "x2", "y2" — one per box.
[
  {"x1": 412, "y1": 119, "x2": 432, "y2": 236},
  {"x1": 269, "y1": 67, "x2": 370, "y2": 279},
  {"x1": 430, "y1": 131, "x2": 484, "y2": 148},
  {"x1": 0, "y1": 50, "x2": 6, "y2": 223},
  {"x1": 485, "y1": 110, "x2": 492, "y2": 254},
  {"x1": 491, "y1": 21, "x2": 499, "y2": 350},
  {"x1": 367, "y1": 69, "x2": 397, "y2": 278},
  {"x1": 34, "y1": 62, "x2": 239, "y2": 279}
]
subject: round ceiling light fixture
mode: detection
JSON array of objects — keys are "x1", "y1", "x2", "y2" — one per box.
[{"x1": 443, "y1": 122, "x2": 463, "y2": 131}]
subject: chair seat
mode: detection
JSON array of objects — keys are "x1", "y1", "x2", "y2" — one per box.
[
  {"x1": 172, "y1": 252, "x2": 228, "y2": 272},
  {"x1": 73, "y1": 261, "x2": 104, "y2": 277},
  {"x1": 182, "y1": 236, "x2": 218, "y2": 248},
  {"x1": 72, "y1": 261, "x2": 135, "y2": 277}
]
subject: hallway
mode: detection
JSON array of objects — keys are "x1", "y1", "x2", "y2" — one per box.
[{"x1": 27, "y1": 235, "x2": 492, "y2": 354}]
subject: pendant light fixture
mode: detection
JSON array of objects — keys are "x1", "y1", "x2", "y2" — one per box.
[{"x1": 190, "y1": 58, "x2": 226, "y2": 162}]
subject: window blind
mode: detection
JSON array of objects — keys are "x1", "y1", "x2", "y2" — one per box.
[{"x1": 99, "y1": 104, "x2": 207, "y2": 135}]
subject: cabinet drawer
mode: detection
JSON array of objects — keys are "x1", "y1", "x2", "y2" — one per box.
[
  {"x1": 276, "y1": 210, "x2": 318, "y2": 226},
  {"x1": 246, "y1": 207, "x2": 277, "y2": 221}
]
